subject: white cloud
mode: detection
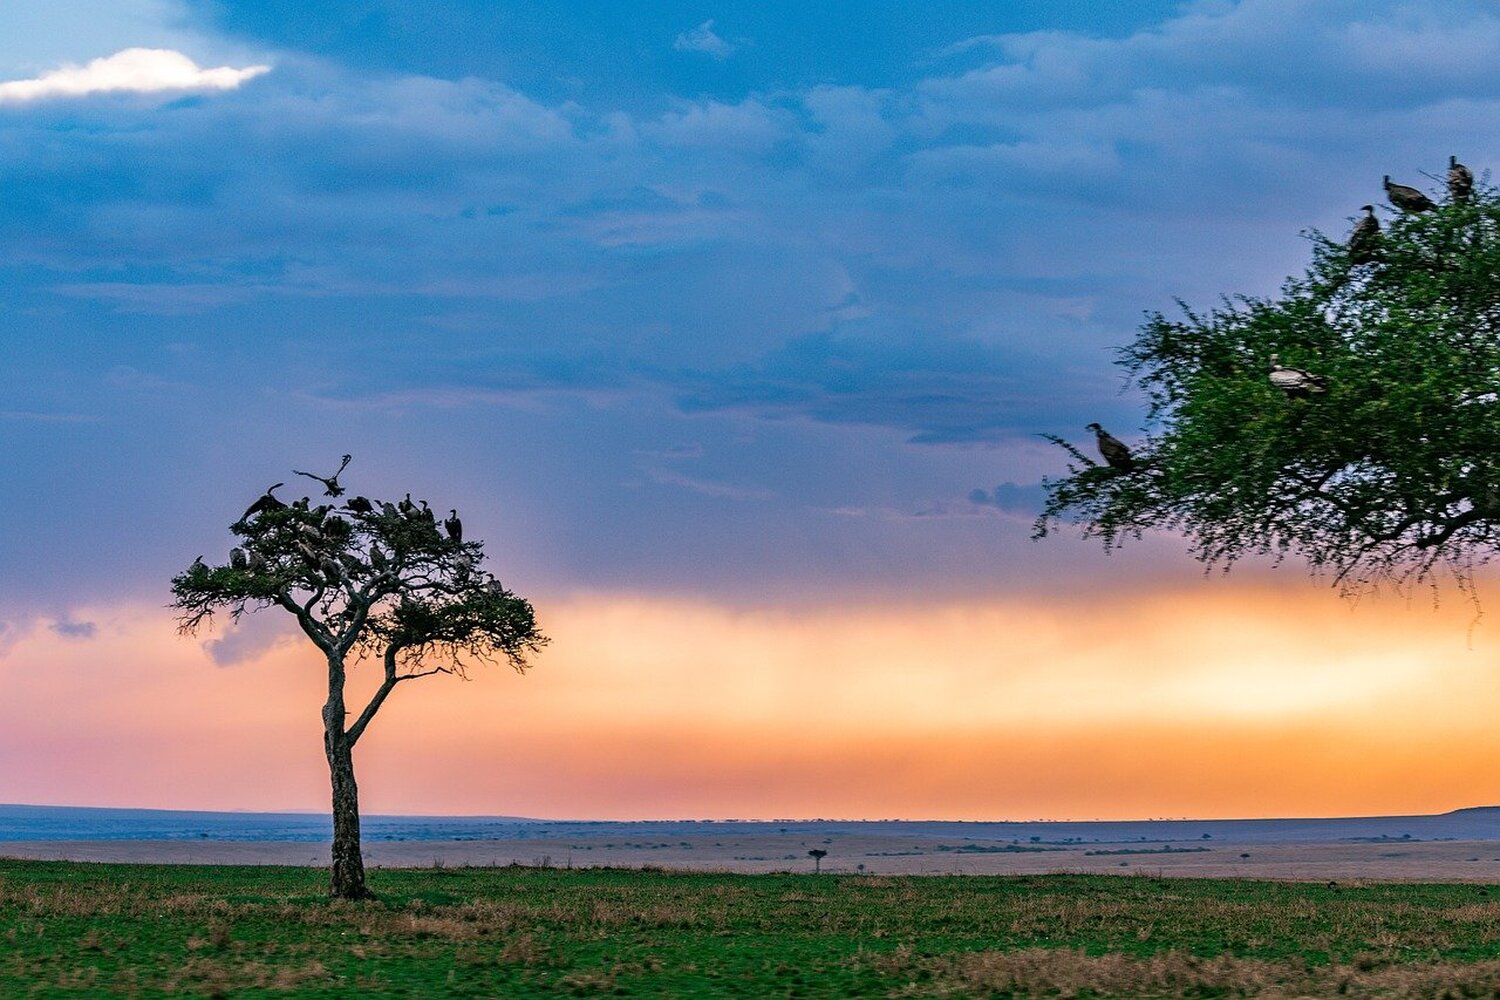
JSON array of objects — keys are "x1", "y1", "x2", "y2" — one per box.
[
  {"x1": 0, "y1": 48, "x2": 269, "y2": 103},
  {"x1": 673, "y1": 20, "x2": 736, "y2": 60}
]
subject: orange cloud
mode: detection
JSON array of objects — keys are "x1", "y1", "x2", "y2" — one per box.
[{"x1": 1, "y1": 583, "x2": 1497, "y2": 820}]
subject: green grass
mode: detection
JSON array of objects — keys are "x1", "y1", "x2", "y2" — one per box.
[{"x1": 5, "y1": 861, "x2": 1500, "y2": 997}]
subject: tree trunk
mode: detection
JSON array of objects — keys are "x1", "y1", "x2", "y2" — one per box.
[{"x1": 324, "y1": 658, "x2": 369, "y2": 900}]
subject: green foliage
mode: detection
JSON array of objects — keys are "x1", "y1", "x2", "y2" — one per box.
[
  {"x1": 9, "y1": 861, "x2": 1500, "y2": 997},
  {"x1": 1039, "y1": 178, "x2": 1500, "y2": 592}
]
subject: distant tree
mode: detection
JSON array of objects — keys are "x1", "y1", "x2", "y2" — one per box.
[
  {"x1": 1038, "y1": 172, "x2": 1500, "y2": 596},
  {"x1": 808, "y1": 848, "x2": 827, "y2": 873},
  {"x1": 171, "y1": 464, "x2": 547, "y2": 899}
]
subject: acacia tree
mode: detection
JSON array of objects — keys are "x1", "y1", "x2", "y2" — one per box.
[
  {"x1": 1038, "y1": 173, "x2": 1500, "y2": 594},
  {"x1": 172, "y1": 468, "x2": 547, "y2": 899}
]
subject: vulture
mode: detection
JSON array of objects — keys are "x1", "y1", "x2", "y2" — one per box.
[
  {"x1": 1449, "y1": 155, "x2": 1474, "y2": 203},
  {"x1": 241, "y1": 484, "x2": 286, "y2": 521},
  {"x1": 1085, "y1": 422, "x2": 1135, "y2": 472},
  {"x1": 293, "y1": 454, "x2": 352, "y2": 497},
  {"x1": 1348, "y1": 205, "x2": 1381, "y2": 264},
  {"x1": 419, "y1": 499, "x2": 436, "y2": 523},
  {"x1": 1268, "y1": 354, "x2": 1329, "y2": 400},
  {"x1": 444, "y1": 510, "x2": 463, "y2": 544},
  {"x1": 229, "y1": 547, "x2": 248, "y2": 571},
  {"x1": 380, "y1": 501, "x2": 400, "y2": 518},
  {"x1": 248, "y1": 550, "x2": 268, "y2": 572},
  {"x1": 189, "y1": 555, "x2": 208, "y2": 576},
  {"x1": 398, "y1": 493, "x2": 416, "y2": 516},
  {"x1": 319, "y1": 555, "x2": 344, "y2": 581},
  {"x1": 1384, "y1": 175, "x2": 1434, "y2": 213},
  {"x1": 369, "y1": 546, "x2": 389, "y2": 572},
  {"x1": 345, "y1": 495, "x2": 374, "y2": 515}
]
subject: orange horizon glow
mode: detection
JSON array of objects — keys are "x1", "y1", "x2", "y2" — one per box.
[{"x1": 3, "y1": 582, "x2": 1500, "y2": 822}]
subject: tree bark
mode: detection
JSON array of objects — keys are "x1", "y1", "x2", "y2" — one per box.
[{"x1": 324, "y1": 656, "x2": 369, "y2": 900}]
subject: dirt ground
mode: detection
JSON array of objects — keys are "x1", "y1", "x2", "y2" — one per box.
[{"x1": 6, "y1": 834, "x2": 1500, "y2": 881}]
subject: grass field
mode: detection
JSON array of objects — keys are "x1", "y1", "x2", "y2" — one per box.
[{"x1": 5, "y1": 861, "x2": 1500, "y2": 997}]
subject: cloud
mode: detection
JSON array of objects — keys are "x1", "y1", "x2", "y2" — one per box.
[
  {"x1": 203, "y1": 613, "x2": 295, "y2": 668},
  {"x1": 673, "y1": 20, "x2": 736, "y2": 60},
  {"x1": 0, "y1": 48, "x2": 269, "y2": 103},
  {"x1": 969, "y1": 482, "x2": 1047, "y2": 517},
  {"x1": 49, "y1": 619, "x2": 97, "y2": 640}
]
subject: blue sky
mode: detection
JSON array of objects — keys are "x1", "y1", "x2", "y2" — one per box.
[{"x1": 5, "y1": 0, "x2": 1500, "y2": 624}]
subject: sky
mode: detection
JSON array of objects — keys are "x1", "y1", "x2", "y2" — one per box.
[{"x1": 4, "y1": 0, "x2": 1500, "y2": 820}]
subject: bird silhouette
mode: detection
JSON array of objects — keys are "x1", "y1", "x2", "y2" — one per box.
[
  {"x1": 1449, "y1": 155, "x2": 1473, "y2": 203},
  {"x1": 1269, "y1": 354, "x2": 1329, "y2": 400},
  {"x1": 444, "y1": 509, "x2": 463, "y2": 544},
  {"x1": 1348, "y1": 205, "x2": 1380, "y2": 264},
  {"x1": 1085, "y1": 423, "x2": 1135, "y2": 472},
  {"x1": 241, "y1": 484, "x2": 286, "y2": 521},
  {"x1": 1384, "y1": 175, "x2": 1435, "y2": 213},
  {"x1": 293, "y1": 454, "x2": 352, "y2": 497}
]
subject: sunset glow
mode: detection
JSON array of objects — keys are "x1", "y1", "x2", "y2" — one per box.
[{"x1": 5, "y1": 582, "x2": 1497, "y2": 820}]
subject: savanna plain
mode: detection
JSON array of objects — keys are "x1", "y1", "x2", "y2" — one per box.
[{"x1": 10, "y1": 860, "x2": 1500, "y2": 998}]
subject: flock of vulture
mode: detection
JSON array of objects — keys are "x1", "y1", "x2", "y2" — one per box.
[
  {"x1": 1084, "y1": 158, "x2": 1475, "y2": 473},
  {"x1": 193, "y1": 455, "x2": 470, "y2": 584}
]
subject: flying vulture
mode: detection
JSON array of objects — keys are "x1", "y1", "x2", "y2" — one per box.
[
  {"x1": 1085, "y1": 422, "x2": 1135, "y2": 472},
  {"x1": 444, "y1": 510, "x2": 463, "y2": 544},
  {"x1": 1348, "y1": 205, "x2": 1380, "y2": 264},
  {"x1": 1449, "y1": 155, "x2": 1474, "y2": 203},
  {"x1": 241, "y1": 484, "x2": 286, "y2": 521},
  {"x1": 293, "y1": 454, "x2": 352, "y2": 497},
  {"x1": 1384, "y1": 175, "x2": 1434, "y2": 213},
  {"x1": 1268, "y1": 354, "x2": 1329, "y2": 400}
]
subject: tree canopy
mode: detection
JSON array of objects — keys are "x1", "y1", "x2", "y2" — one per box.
[
  {"x1": 172, "y1": 494, "x2": 545, "y2": 710},
  {"x1": 1037, "y1": 176, "x2": 1500, "y2": 594}
]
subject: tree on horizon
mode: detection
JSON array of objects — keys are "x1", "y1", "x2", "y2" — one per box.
[
  {"x1": 171, "y1": 464, "x2": 547, "y2": 899},
  {"x1": 1038, "y1": 167, "x2": 1500, "y2": 599}
]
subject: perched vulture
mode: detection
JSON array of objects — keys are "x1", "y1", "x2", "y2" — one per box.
[
  {"x1": 345, "y1": 495, "x2": 374, "y2": 515},
  {"x1": 444, "y1": 509, "x2": 463, "y2": 544},
  {"x1": 1449, "y1": 155, "x2": 1474, "y2": 203},
  {"x1": 293, "y1": 454, "x2": 352, "y2": 497},
  {"x1": 369, "y1": 546, "x2": 389, "y2": 572},
  {"x1": 1268, "y1": 354, "x2": 1329, "y2": 400},
  {"x1": 398, "y1": 493, "x2": 416, "y2": 516},
  {"x1": 248, "y1": 550, "x2": 268, "y2": 572},
  {"x1": 1384, "y1": 175, "x2": 1434, "y2": 213},
  {"x1": 1085, "y1": 422, "x2": 1135, "y2": 472},
  {"x1": 419, "y1": 499, "x2": 436, "y2": 523},
  {"x1": 229, "y1": 547, "x2": 248, "y2": 571},
  {"x1": 241, "y1": 484, "x2": 286, "y2": 521},
  {"x1": 1348, "y1": 205, "x2": 1381, "y2": 264}
]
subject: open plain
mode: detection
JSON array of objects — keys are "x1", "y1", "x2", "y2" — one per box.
[{"x1": 10, "y1": 832, "x2": 1500, "y2": 882}]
